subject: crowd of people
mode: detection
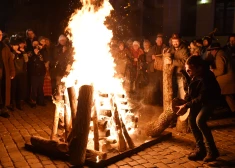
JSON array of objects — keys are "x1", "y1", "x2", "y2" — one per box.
[
  {"x1": 0, "y1": 27, "x2": 235, "y2": 162},
  {"x1": 0, "y1": 29, "x2": 73, "y2": 117},
  {"x1": 0, "y1": 29, "x2": 235, "y2": 115},
  {"x1": 112, "y1": 33, "x2": 235, "y2": 111},
  {"x1": 111, "y1": 32, "x2": 235, "y2": 162}
]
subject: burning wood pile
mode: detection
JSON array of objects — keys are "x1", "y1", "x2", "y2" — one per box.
[
  {"x1": 28, "y1": 85, "x2": 138, "y2": 166},
  {"x1": 25, "y1": 0, "x2": 141, "y2": 166},
  {"x1": 25, "y1": 0, "x2": 174, "y2": 167}
]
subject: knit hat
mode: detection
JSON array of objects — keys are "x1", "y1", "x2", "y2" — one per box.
[
  {"x1": 171, "y1": 33, "x2": 180, "y2": 40},
  {"x1": 133, "y1": 41, "x2": 140, "y2": 47}
]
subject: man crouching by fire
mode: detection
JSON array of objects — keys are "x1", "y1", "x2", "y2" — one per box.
[{"x1": 176, "y1": 55, "x2": 220, "y2": 162}]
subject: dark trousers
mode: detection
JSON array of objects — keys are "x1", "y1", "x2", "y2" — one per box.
[
  {"x1": 188, "y1": 104, "x2": 217, "y2": 151},
  {"x1": 31, "y1": 76, "x2": 45, "y2": 103},
  {"x1": 11, "y1": 73, "x2": 27, "y2": 104}
]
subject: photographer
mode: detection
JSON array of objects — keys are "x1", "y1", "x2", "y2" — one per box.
[{"x1": 28, "y1": 40, "x2": 46, "y2": 107}]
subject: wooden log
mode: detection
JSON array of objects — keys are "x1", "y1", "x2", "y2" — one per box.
[
  {"x1": 51, "y1": 99, "x2": 62, "y2": 140},
  {"x1": 31, "y1": 136, "x2": 69, "y2": 153},
  {"x1": 67, "y1": 86, "x2": 77, "y2": 128},
  {"x1": 29, "y1": 136, "x2": 107, "y2": 160},
  {"x1": 63, "y1": 90, "x2": 71, "y2": 142},
  {"x1": 113, "y1": 103, "x2": 127, "y2": 152},
  {"x1": 86, "y1": 149, "x2": 107, "y2": 160},
  {"x1": 69, "y1": 85, "x2": 94, "y2": 166},
  {"x1": 120, "y1": 119, "x2": 135, "y2": 149},
  {"x1": 92, "y1": 106, "x2": 99, "y2": 151},
  {"x1": 145, "y1": 50, "x2": 177, "y2": 137}
]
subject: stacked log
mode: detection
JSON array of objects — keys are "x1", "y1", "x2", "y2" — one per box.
[
  {"x1": 26, "y1": 85, "x2": 138, "y2": 166},
  {"x1": 69, "y1": 85, "x2": 94, "y2": 166}
]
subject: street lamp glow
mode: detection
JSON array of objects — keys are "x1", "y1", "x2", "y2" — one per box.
[{"x1": 199, "y1": 0, "x2": 210, "y2": 4}]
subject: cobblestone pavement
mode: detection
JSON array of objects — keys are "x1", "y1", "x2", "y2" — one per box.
[{"x1": 0, "y1": 101, "x2": 235, "y2": 168}]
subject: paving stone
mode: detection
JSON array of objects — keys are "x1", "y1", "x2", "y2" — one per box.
[
  {"x1": 122, "y1": 157, "x2": 133, "y2": 162},
  {"x1": 13, "y1": 161, "x2": 29, "y2": 167},
  {"x1": 161, "y1": 158, "x2": 174, "y2": 164},
  {"x1": 133, "y1": 165, "x2": 145, "y2": 168},
  {"x1": 107, "y1": 164, "x2": 118, "y2": 168},
  {"x1": 136, "y1": 159, "x2": 148, "y2": 164},
  {"x1": 44, "y1": 165, "x2": 57, "y2": 168},
  {"x1": 154, "y1": 162, "x2": 169, "y2": 168},
  {"x1": 131, "y1": 155, "x2": 143, "y2": 160},
  {"x1": 142, "y1": 162, "x2": 157, "y2": 168},
  {"x1": 1, "y1": 161, "x2": 14, "y2": 167},
  {"x1": 115, "y1": 160, "x2": 127, "y2": 166},
  {"x1": 147, "y1": 158, "x2": 159, "y2": 164},
  {"x1": 181, "y1": 162, "x2": 197, "y2": 168},
  {"x1": 26, "y1": 158, "x2": 40, "y2": 164},
  {"x1": 29, "y1": 162, "x2": 43, "y2": 168},
  {"x1": 120, "y1": 165, "x2": 132, "y2": 168},
  {"x1": 0, "y1": 156, "x2": 12, "y2": 163},
  {"x1": 141, "y1": 155, "x2": 153, "y2": 159},
  {"x1": 41, "y1": 160, "x2": 54, "y2": 165},
  {"x1": 168, "y1": 163, "x2": 184, "y2": 168},
  {"x1": 128, "y1": 161, "x2": 139, "y2": 166}
]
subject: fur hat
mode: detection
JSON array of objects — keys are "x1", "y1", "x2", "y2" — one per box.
[{"x1": 9, "y1": 35, "x2": 20, "y2": 45}]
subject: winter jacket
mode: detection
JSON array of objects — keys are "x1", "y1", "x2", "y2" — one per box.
[
  {"x1": 171, "y1": 44, "x2": 190, "y2": 75},
  {"x1": 211, "y1": 50, "x2": 235, "y2": 95},
  {"x1": 28, "y1": 53, "x2": 46, "y2": 76},
  {"x1": 185, "y1": 70, "x2": 221, "y2": 108}
]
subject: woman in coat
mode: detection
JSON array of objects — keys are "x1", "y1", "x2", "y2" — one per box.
[
  {"x1": 208, "y1": 43, "x2": 235, "y2": 113},
  {"x1": 0, "y1": 30, "x2": 15, "y2": 117}
]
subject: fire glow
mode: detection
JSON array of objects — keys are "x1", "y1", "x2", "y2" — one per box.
[{"x1": 62, "y1": 0, "x2": 138, "y2": 155}]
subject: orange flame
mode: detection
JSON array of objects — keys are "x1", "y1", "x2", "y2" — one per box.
[{"x1": 63, "y1": 0, "x2": 137, "y2": 151}]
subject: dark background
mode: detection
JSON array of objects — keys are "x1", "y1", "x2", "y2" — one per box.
[
  {"x1": 0, "y1": 0, "x2": 234, "y2": 42},
  {"x1": 0, "y1": 0, "x2": 165, "y2": 41}
]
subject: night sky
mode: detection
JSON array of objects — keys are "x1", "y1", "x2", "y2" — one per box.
[{"x1": 0, "y1": 0, "x2": 161, "y2": 42}]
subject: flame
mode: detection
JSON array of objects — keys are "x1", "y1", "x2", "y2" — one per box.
[
  {"x1": 63, "y1": 0, "x2": 138, "y2": 151},
  {"x1": 64, "y1": 0, "x2": 124, "y2": 94}
]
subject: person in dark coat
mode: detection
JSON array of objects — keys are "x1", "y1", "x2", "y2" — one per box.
[
  {"x1": 167, "y1": 33, "x2": 190, "y2": 100},
  {"x1": 0, "y1": 30, "x2": 15, "y2": 117},
  {"x1": 148, "y1": 34, "x2": 166, "y2": 105},
  {"x1": 25, "y1": 29, "x2": 37, "y2": 53},
  {"x1": 177, "y1": 55, "x2": 221, "y2": 162},
  {"x1": 223, "y1": 34, "x2": 235, "y2": 72},
  {"x1": 50, "y1": 34, "x2": 73, "y2": 97},
  {"x1": 8, "y1": 36, "x2": 27, "y2": 111},
  {"x1": 28, "y1": 41, "x2": 46, "y2": 107}
]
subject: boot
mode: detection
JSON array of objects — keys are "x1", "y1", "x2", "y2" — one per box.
[
  {"x1": 0, "y1": 107, "x2": 10, "y2": 118},
  {"x1": 29, "y1": 100, "x2": 36, "y2": 108},
  {"x1": 203, "y1": 148, "x2": 220, "y2": 162},
  {"x1": 7, "y1": 104, "x2": 14, "y2": 111},
  {"x1": 16, "y1": 100, "x2": 24, "y2": 111},
  {"x1": 188, "y1": 146, "x2": 207, "y2": 161}
]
